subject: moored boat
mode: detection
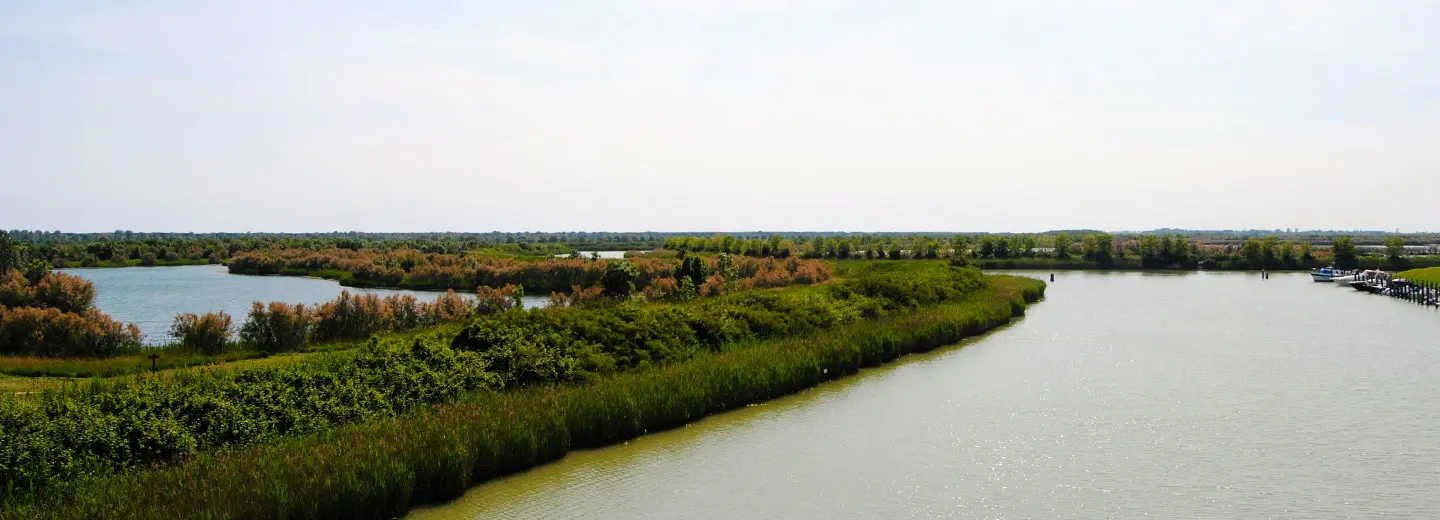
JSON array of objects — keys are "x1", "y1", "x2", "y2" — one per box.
[
  {"x1": 1310, "y1": 266, "x2": 1340, "y2": 282},
  {"x1": 1334, "y1": 269, "x2": 1382, "y2": 286}
]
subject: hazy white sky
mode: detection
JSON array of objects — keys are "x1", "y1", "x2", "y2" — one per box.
[{"x1": 2, "y1": 1, "x2": 1437, "y2": 232}]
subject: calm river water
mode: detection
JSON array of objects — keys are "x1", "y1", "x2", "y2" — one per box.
[
  {"x1": 409, "y1": 271, "x2": 1440, "y2": 519},
  {"x1": 61, "y1": 265, "x2": 548, "y2": 344}
]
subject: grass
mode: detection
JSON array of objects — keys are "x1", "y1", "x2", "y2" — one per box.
[
  {"x1": 0, "y1": 374, "x2": 70, "y2": 394},
  {"x1": 1397, "y1": 267, "x2": 1440, "y2": 284},
  {"x1": 2, "y1": 274, "x2": 1043, "y2": 520},
  {"x1": 0, "y1": 322, "x2": 468, "y2": 379}
]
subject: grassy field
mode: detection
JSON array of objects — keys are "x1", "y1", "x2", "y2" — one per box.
[
  {"x1": 1397, "y1": 267, "x2": 1440, "y2": 284},
  {"x1": 0, "y1": 320, "x2": 471, "y2": 379},
  {"x1": 1, "y1": 273, "x2": 1043, "y2": 520}
]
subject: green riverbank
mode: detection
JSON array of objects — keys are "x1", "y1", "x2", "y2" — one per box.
[{"x1": 1, "y1": 273, "x2": 1043, "y2": 520}]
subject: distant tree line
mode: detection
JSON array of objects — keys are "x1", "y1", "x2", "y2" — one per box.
[
  {"x1": 9, "y1": 229, "x2": 1438, "y2": 272},
  {"x1": 662, "y1": 232, "x2": 1439, "y2": 271}
]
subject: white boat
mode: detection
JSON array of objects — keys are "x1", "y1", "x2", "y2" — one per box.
[
  {"x1": 1332, "y1": 269, "x2": 1378, "y2": 285},
  {"x1": 1310, "y1": 267, "x2": 1340, "y2": 282}
]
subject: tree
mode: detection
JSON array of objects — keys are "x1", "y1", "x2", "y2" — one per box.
[
  {"x1": 1053, "y1": 232, "x2": 1072, "y2": 259},
  {"x1": 1082, "y1": 234, "x2": 1114, "y2": 266},
  {"x1": 993, "y1": 238, "x2": 1011, "y2": 259},
  {"x1": 1332, "y1": 236, "x2": 1358, "y2": 269},
  {"x1": 0, "y1": 231, "x2": 14, "y2": 274},
  {"x1": 1385, "y1": 236, "x2": 1405, "y2": 264},
  {"x1": 675, "y1": 256, "x2": 708, "y2": 287},
  {"x1": 1139, "y1": 235, "x2": 1162, "y2": 268},
  {"x1": 716, "y1": 253, "x2": 738, "y2": 282},
  {"x1": 600, "y1": 260, "x2": 639, "y2": 298},
  {"x1": 1240, "y1": 238, "x2": 1264, "y2": 268},
  {"x1": 1019, "y1": 235, "x2": 1037, "y2": 258},
  {"x1": 952, "y1": 235, "x2": 969, "y2": 258},
  {"x1": 1279, "y1": 241, "x2": 1297, "y2": 268},
  {"x1": 1260, "y1": 236, "x2": 1280, "y2": 269}
]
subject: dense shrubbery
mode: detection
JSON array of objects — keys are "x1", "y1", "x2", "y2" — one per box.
[
  {"x1": 0, "y1": 339, "x2": 502, "y2": 499},
  {"x1": 227, "y1": 248, "x2": 676, "y2": 292},
  {"x1": 0, "y1": 274, "x2": 1045, "y2": 520},
  {"x1": 0, "y1": 269, "x2": 143, "y2": 356},
  {"x1": 239, "y1": 302, "x2": 316, "y2": 354},
  {"x1": 229, "y1": 288, "x2": 511, "y2": 353},
  {"x1": 0, "y1": 262, "x2": 998, "y2": 504},
  {"x1": 0, "y1": 270, "x2": 96, "y2": 314},
  {"x1": 0, "y1": 305, "x2": 144, "y2": 357},
  {"x1": 170, "y1": 312, "x2": 234, "y2": 354},
  {"x1": 451, "y1": 283, "x2": 890, "y2": 385},
  {"x1": 227, "y1": 247, "x2": 833, "y2": 294}
]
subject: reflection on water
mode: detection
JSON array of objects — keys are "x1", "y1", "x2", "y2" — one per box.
[{"x1": 409, "y1": 271, "x2": 1440, "y2": 519}]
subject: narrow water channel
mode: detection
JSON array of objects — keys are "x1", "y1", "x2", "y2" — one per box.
[{"x1": 409, "y1": 271, "x2": 1440, "y2": 519}]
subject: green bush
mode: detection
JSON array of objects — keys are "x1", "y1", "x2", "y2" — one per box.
[
  {"x1": 239, "y1": 302, "x2": 314, "y2": 353},
  {"x1": 170, "y1": 312, "x2": 234, "y2": 354}
]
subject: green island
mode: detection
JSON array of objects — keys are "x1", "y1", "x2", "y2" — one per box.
[{"x1": 0, "y1": 231, "x2": 1043, "y2": 519}]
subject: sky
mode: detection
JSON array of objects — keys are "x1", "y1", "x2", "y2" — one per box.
[{"x1": 2, "y1": 1, "x2": 1438, "y2": 233}]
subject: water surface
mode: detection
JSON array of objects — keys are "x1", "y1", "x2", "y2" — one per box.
[
  {"x1": 62, "y1": 265, "x2": 547, "y2": 344},
  {"x1": 410, "y1": 271, "x2": 1440, "y2": 519}
]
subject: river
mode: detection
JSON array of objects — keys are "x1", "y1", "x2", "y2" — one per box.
[
  {"x1": 408, "y1": 271, "x2": 1440, "y2": 519},
  {"x1": 60, "y1": 265, "x2": 549, "y2": 344}
]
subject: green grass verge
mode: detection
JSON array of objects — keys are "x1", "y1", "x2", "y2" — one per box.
[
  {"x1": 0, "y1": 323, "x2": 467, "y2": 379},
  {"x1": 3, "y1": 275, "x2": 1043, "y2": 520},
  {"x1": 1397, "y1": 267, "x2": 1440, "y2": 284}
]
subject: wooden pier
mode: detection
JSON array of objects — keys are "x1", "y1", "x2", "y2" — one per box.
[{"x1": 1345, "y1": 272, "x2": 1440, "y2": 307}]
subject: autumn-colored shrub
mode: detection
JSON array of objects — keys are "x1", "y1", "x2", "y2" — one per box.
[
  {"x1": 0, "y1": 305, "x2": 143, "y2": 357},
  {"x1": 240, "y1": 302, "x2": 315, "y2": 353},
  {"x1": 170, "y1": 312, "x2": 234, "y2": 354},
  {"x1": 33, "y1": 272, "x2": 97, "y2": 313},
  {"x1": 389, "y1": 294, "x2": 423, "y2": 330},
  {"x1": 0, "y1": 271, "x2": 97, "y2": 313},
  {"x1": 313, "y1": 291, "x2": 396, "y2": 343},
  {"x1": 699, "y1": 274, "x2": 727, "y2": 297},
  {"x1": 0, "y1": 271, "x2": 34, "y2": 308},
  {"x1": 424, "y1": 290, "x2": 471, "y2": 324},
  {"x1": 550, "y1": 284, "x2": 604, "y2": 307},
  {"x1": 228, "y1": 248, "x2": 675, "y2": 293},
  {"x1": 642, "y1": 277, "x2": 679, "y2": 300},
  {"x1": 549, "y1": 291, "x2": 570, "y2": 308},
  {"x1": 475, "y1": 284, "x2": 522, "y2": 315}
]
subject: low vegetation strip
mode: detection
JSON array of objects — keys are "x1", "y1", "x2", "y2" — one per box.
[
  {"x1": 3, "y1": 275, "x2": 1043, "y2": 520},
  {"x1": 1398, "y1": 267, "x2": 1440, "y2": 285},
  {"x1": 0, "y1": 263, "x2": 991, "y2": 505}
]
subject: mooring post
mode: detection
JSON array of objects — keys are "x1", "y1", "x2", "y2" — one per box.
[{"x1": 1050, "y1": 273, "x2": 1055, "y2": 282}]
